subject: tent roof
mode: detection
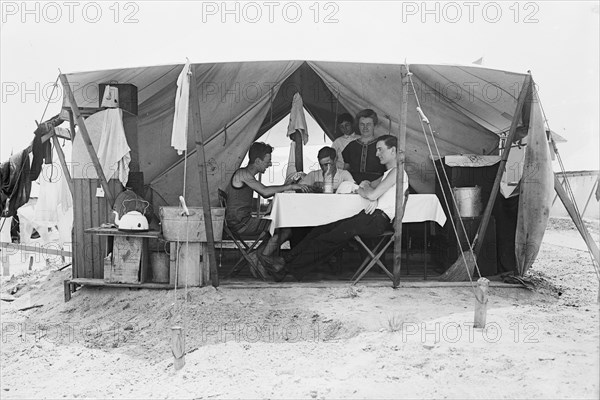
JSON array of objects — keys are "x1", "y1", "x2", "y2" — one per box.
[{"x1": 63, "y1": 60, "x2": 531, "y2": 207}]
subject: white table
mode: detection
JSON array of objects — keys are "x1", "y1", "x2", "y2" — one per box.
[{"x1": 265, "y1": 193, "x2": 446, "y2": 235}]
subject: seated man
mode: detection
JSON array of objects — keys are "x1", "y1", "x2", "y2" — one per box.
[
  {"x1": 225, "y1": 142, "x2": 308, "y2": 272},
  {"x1": 342, "y1": 109, "x2": 386, "y2": 183},
  {"x1": 280, "y1": 135, "x2": 409, "y2": 281},
  {"x1": 331, "y1": 113, "x2": 360, "y2": 170},
  {"x1": 300, "y1": 146, "x2": 355, "y2": 192}
]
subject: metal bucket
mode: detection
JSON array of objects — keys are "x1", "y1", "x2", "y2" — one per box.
[
  {"x1": 150, "y1": 252, "x2": 170, "y2": 283},
  {"x1": 452, "y1": 186, "x2": 482, "y2": 217}
]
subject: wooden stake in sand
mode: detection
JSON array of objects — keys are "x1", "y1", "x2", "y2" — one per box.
[
  {"x1": 474, "y1": 277, "x2": 489, "y2": 328},
  {"x1": 171, "y1": 326, "x2": 185, "y2": 371}
]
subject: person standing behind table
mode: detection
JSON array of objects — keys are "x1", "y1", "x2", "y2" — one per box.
[
  {"x1": 331, "y1": 113, "x2": 360, "y2": 170},
  {"x1": 342, "y1": 109, "x2": 386, "y2": 183},
  {"x1": 281, "y1": 135, "x2": 409, "y2": 281},
  {"x1": 300, "y1": 146, "x2": 355, "y2": 192}
]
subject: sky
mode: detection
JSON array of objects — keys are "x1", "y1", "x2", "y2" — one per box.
[{"x1": 1, "y1": 1, "x2": 599, "y2": 172}]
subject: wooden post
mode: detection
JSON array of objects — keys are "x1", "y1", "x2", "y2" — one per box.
[
  {"x1": 189, "y1": 69, "x2": 219, "y2": 287},
  {"x1": 51, "y1": 134, "x2": 74, "y2": 197},
  {"x1": 393, "y1": 65, "x2": 409, "y2": 288},
  {"x1": 473, "y1": 277, "x2": 489, "y2": 328},
  {"x1": 171, "y1": 326, "x2": 185, "y2": 370},
  {"x1": 473, "y1": 74, "x2": 533, "y2": 257},
  {"x1": 554, "y1": 174, "x2": 600, "y2": 265},
  {"x1": 59, "y1": 73, "x2": 115, "y2": 207},
  {"x1": 63, "y1": 280, "x2": 71, "y2": 302}
]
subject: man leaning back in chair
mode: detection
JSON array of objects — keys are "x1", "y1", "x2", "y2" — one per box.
[{"x1": 224, "y1": 142, "x2": 309, "y2": 273}]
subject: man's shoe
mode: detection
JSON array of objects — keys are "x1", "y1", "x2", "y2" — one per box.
[{"x1": 258, "y1": 253, "x2": 285, "y2": 272}]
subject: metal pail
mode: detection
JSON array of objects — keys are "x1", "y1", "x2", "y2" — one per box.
[{"x1": 452, "y1": 186, "x2": 482, "y2": 217}]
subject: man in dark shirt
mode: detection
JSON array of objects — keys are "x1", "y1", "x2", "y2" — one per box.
[
  {"x1": 225, "y1": 142, "x2": 308, "y2": 273},
  {"x1": 342, "y1": 109, "x2": 386, "y2": 183}
]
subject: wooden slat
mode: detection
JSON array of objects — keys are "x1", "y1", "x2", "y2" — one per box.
[
  {"x1": 71, "y1": 278, "x2": 173, "y2": 289},
  {"x1": 73, "y1": 179, "x2": 85, "y2": 279},
  {"x1": 91, "y1": 179, "x2": 101, "y2": 278},
  {"x1": 82, "y1": 179, "x2": 94, "y2": 279}
]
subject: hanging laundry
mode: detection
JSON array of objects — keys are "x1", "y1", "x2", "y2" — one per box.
[
  {"x1": 30, "y1": 115, "x2": 62, "y2": 180},
  {"x1": 96, "y1": 108, "x2": 131, "y2": 187},
  {"x1": 171, "y1": 60, "x2": 192, "y2": 155},
  {"x1": 0, "y1": 150, "x2": 32, "y2": 217},
  {"x1": 285, "y1": 93, "x2": 309, "y2": 178}
]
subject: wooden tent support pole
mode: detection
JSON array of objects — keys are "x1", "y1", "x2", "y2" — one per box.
[
  {"x1": 553, "y1": 174, "x2": 600, "y2": 265},
  {"x1": 59, "y1": 74, "x2": 115, "y2": 207},
  {"x1": 473, "y1": 277, "x2": 489, "y2": 328},
  {"x1": 393, "y1": 65, "x2": 409, "y2": 288},
  {"x1": 473, "y1": 74, "x2": 532, "y2": 257},
  {"x1": 189, "y1": 72, "x2": 219, "y2": 287},
  {"x1": 51, "y1": 133, "x2": 74, "y2": 197},
  {"x1": 171, "y1": 326, "x2": 185, "y2": 371}
]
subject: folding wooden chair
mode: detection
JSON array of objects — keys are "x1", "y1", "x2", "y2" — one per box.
[
  {"x1": 351, "y1": 193, "x2": 409, "y2": 285},
  {"x1": 351, "y1": 231, "x2": 395, "y2": 284},
  {"x1": 217, "y1": 189, "x2": 268, "y2": 280}
]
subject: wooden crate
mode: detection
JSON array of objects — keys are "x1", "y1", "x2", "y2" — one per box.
[
  {"x1": 105, "y1": 236, "x2": 144, "y2": 283},
  {"x1": 169, "y1": 242, "x2": 209, "y2": 287}
]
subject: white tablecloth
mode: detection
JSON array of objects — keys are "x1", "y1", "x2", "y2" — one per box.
[{"x1": 265, "y1": 193, "x2": 447, "y2": 235}]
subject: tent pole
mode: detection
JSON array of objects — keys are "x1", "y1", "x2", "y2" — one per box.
[
  {"x1": 553, "y1": 174, "x2": 600, "y2": 265},
  {"x1": 189, "y1": 71, "x2": 219, "y2": 287},
  {"x1": 393, "y1": 65, "x2": 409, "y2": 288},
  {"x1": 472, "y1": 74, "x2": 532, "y2": 257},
  {"x1": 59, "y1": 73, "x2": 115, "y2": 207},
  {"x1": 51, "y1": 133, "x2": 74, "y2": 197}
]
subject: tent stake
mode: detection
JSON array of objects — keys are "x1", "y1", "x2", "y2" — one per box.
[
  {"x1": 171, "y1": 326, "x2": 185, "y2": 371},
  {"x1": 473, "y1": 277, "x2": 489, "y2": 328}
]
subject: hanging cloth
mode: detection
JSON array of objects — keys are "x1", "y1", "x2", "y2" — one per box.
[
  {"x1": 97, "y1": 108, "x2": 131, "y2": 187},
  {"x1": 171, "y1": 60, "x2": 192, "y2": 155},
  {"x1": 285, "y1": 93, "x2": 309, "y2": 178}
]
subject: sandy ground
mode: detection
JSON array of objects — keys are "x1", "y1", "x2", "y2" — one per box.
[{"x1": 1, "y1": 218, "x2": 599, "y2": 399}]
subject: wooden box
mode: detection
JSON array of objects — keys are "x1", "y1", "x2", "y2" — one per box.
[
  {"x1": 169, "y1": 242, "x2": 209, "y2": 287},
  {"x1": 160, "y1": 207, "x2": 225, "y2": 242},
  {"x1": 105, "y1": 236, "x2": 145, "y2": 283},
  {"x1": 98, "y1": 83, "x2": 138, "y2": 115}
]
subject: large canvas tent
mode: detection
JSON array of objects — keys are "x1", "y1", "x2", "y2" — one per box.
[
  {"x1": 61, "y1": 60, "x2": 545, "y2": 282},
  {"x1": 64, "y1": 61, "x2": 532, "y2": 205}
]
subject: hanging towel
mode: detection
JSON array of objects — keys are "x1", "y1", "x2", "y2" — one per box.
[
  {"x1": 171, "y1": 60, "x2": 192, "y2": 155},
  {"x1": 285, "y1": 93, "x2": 309, "y2": 178},
  {"x1": 286, "y1": 93, "x2": 308, "y2": 144},
  {"x1": 97, "y1": 108, "x2": 131, "y2": 187}
]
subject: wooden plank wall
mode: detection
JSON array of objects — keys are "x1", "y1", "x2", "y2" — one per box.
[{"x1": 73, "y1": 178, "x2": 123, "y2": 279}]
